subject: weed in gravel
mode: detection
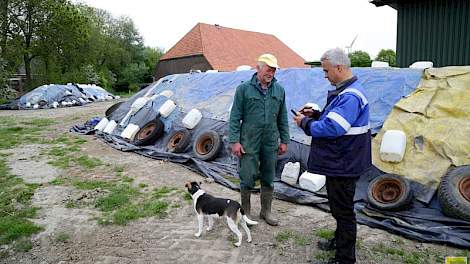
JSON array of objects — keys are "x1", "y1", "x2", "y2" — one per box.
[
  {"x1": 275, "y1": 230, "x2": 310, "y2": 246},
  {"x1": 122, "y1": 176, "x2": 134, "y2": 183},
  {"x1": 138, "y1": 183, "x2": 148, "y2": 188},
  {"x1": 73, "y1": 180, "x2": 116, "y2": 190},
  {"x1": 0, "y1": 158, "x2": 42, "y2": 246},
  {"x1": 114, "y1": 166, "x2": 124, "y2": 173},
  {"x1": 65, "y1": 201, "x2": 76, "y2": 208},
  {"x1": 55, "y1": 232, "x2": 71, "y2": 243},
  {"x1": 314, "y1": 228, "x2": 335, "y2": 240},
  {"x1": 12, "y1": 238, "x2": 33, "y2": 252},
  {"x1": 315, "y1": 251, "x2": 335, "y2": 261}
]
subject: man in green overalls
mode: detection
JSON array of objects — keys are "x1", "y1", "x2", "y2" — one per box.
[{"x1": 229, "y1": 54, "x2": 289, "y2": 226}]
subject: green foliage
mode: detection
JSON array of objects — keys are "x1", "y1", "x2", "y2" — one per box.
[
  {"x1": 348, "y1": 50, "x2": 371, "y2": 67},
  {"x1": 375, "y1": 49, "x2": 397, "y2": 67},
  {"x1": 2, "y1": 1, "x2": 162, "y2": 92},
  {"x1": 314, "y1": 228, "x2": 335, "y2": 240}
]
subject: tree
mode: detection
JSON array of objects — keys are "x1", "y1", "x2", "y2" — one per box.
[
  {"x1": 375, "y1": 49, "x2": 396, "y2": 67},
  {"x1": 5, "y1": 0, "x2": 89, "y2": 90},
  {"x1": 348, "y1": 50, "x2": 371, "y2": 67}
]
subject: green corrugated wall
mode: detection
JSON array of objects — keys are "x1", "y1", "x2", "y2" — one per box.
[{"x1": 397, "y1": 0, "x2": 470, "y2": 67}]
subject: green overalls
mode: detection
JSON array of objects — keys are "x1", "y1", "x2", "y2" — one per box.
[{"x1": 229, "y1": 74, "x2": 290, "y2": 190}]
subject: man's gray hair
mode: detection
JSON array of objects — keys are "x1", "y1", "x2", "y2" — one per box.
[
  {"x1": 320, "y1": 48, "x2": 351, "y2": 67},
  {"x1": 256, "y1": 61, "x2": 266, "y2": 68}
]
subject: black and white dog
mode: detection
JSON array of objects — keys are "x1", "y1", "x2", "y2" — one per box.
[{"x1": 185, "y1": 181, "x2": 258, "y2": 247}]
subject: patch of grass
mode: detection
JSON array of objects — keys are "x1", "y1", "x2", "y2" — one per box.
[
  {"x1": 0, "y1": 158, "x2": 42, "y2": 246},
  {"x1": 55, "y1": 232, "x2": 70, "y2": 243},
  {"x1": 275, "y1": 230, "x2": 309, "y2": 246},
  {"x1": 73, "y1": 180, "x2": 116, "y2": 190},
  {"x1": 75, "y1": 155, "x2": 103, "y2": 169},
  {"x1": 47, "y1": 156, "x2": 72, "y2": 169},
  {"x1": 153, "y1": 186, "x2": 177, "y2": 199},
  {"x1": 183, "y1": 192, "x2": 192, "y2": 201},
  {"x1": 371, "y1": 243, "x2": 442, "y2": 264},
  {"x1": 96, "y1": 185, "x2": 174, "y2": 226},
  {"x1": 222, "y1": 174, "x2": 240, "y2": 186},
  {"x1": 314, "y1": 228, "x2": 335, "y2": 240},
  {"x1": 122, "y1": 176, "x2": 134, "y2": 183},
  {"x1": 138, "y1": 183, "x2": 148, "y2": 188},
  {"x1": 20, "y1": 118, "x2": 56, "y2": 127},
  {"x1": 49, "y1": 178, "x2": 66, "y2": 185}
]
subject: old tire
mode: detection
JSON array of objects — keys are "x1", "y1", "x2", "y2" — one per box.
[
  {"x1": 367, "y1": 174, "x2": 412, "y2": 211},
  {"x1": 105, "y1": 101, "x2": 123, "y2": 117},
  {"x1": 132, "y1": 119, "x2": 164, "y2": 146},
  {"x1": 438, "y1": 166, "x2": 470, "y2": 221},
  {"x1": 167, "y1": 129, "x2": 191, "y2": 153},
  {"x1": 192, "y1": 130, "x2": 222, "y2": 161}
]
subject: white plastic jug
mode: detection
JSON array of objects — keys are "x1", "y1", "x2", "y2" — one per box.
[
  {"x1": 52, "y1": 102, "x2": 59, "y2": 108},
  {"x1": 299, "y1": 172, "x2": 326, "y2": 192},
  {"x1": 281, "y1": 162, "x2": 300, "y2": 186},
  {"x1": 159, "y1": 99, "x2": 176, "y2": 118},
  {"x1": 182, "y1": 109, "x2": 203, "y2": 129},
  {"x1": 103, "y1": 120, "x2": 117, "y2": 134},
  {"x1": 121, "y1": 123, "x2": 140, "y2": 140},
  {"x1": 380, "y1": 130, "x2": 407, "y2": 162},
  {"x1": 94, "y1": 117, "x2": 109, "y2": 131},
  {"x1": 25, "y1": 102, "x2": 31, "y2": 108},
  {"x1": 303, "y1": 102, "x2": 321, "y2": 111},
  {"x1": 159, "y1": 90, "x2": 173, "y2": 98}
]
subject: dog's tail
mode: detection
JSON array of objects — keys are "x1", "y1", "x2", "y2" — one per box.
[{"x1": 240, "y1": 207, "x2": 258, "y2": 225}]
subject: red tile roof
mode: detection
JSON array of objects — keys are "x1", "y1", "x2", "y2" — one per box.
[{"x1": 160, "y1": 23, "x2": 307, "y2": 71}]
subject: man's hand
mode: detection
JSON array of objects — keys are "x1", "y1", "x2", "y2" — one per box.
[
  {"x1": 231, "y1": 143, "x2": 245, "y2": 157},
  {"x1": 293, "y1": 112, "x2": 305, "y2": 127},
  {"x1": 278, "y1": 143, "x2": 288, "y2": 155},
  {"x1": 300, "y1": 107, "x2": 321, "y2": 120}
]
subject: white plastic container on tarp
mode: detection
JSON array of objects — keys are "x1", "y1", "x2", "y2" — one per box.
[
  {"x1": 371, "y1": 61, "x2": 390, "y2": 68},
  {"x1": 299, "y1": 172, "x2": 326, "y2": 192},
  {"x1": 94, "y1": 117, "x2": 109, "y2": 131},
  {"x1": 409, "y1": 61, "x2": 433, "y2": 69},
  {"x1": 182, "y1": 108, "x2": 203, "y2": 129},
  {"x1": 52, "y1": 102, "x2": 59, "y2": 108},
  {"x1": 25, "y1": 102, "x2": 31, "y2": 108},
  {"x1": 33, "y1": 104, "x2": 39, "y2": 109},
  {"x1": 103, "y1": 120, "x2": 117, "y2": 134},
  {"x1": 121, "y1": 123, "x2": 140, "y2": 140},
  {"x1": 281, "y1": 162, "x2": 300, "y2": 186},
  {"x1": 159, "y1": 99, "x2": 176, "y2": 118},
  {"x1": 380, "y1": 130, "x2": 407, "y2": 162},
  {"x1": 159, "y1": 90, "x2": 173, "y2": 98}
]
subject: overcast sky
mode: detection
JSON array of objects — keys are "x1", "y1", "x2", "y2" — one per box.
[{"x1": 78, "y1": 0, "x2": 397, "y2": 61}]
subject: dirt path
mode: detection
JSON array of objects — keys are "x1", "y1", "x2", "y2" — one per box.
[{"x1": 0, "y1": 102, "x2": 467, "y2": 264}]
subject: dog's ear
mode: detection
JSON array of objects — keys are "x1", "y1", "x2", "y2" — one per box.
[
  {"x1": 184, "y1": 182, "x2": 190, "y2": 189},
  {"x1": 199, "y1": 181, "x2": 202, "y2": 186}
]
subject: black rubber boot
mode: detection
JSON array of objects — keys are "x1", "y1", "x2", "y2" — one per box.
[
  {"x1": 241, "y1": 189, "x2": 252, "y2": 217},
  {"x1": 260, "y1": 187, "x2": 278, "y2": 226}
]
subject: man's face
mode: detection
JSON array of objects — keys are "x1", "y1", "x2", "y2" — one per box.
[
  {"x1": 321, "y1": 60, "x2": 341, "y2": 85},
  {"x1": 257, "y1": 63, "x2": 276, "y2": 85}
]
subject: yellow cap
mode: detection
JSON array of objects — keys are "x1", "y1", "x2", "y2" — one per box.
[{"x1": 257, "y1": 54, "x2": 279, "y2": 68}]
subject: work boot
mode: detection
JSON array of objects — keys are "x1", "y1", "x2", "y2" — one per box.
[
  {"x1": 240, "y1": 189, "x2": 252, "y2": 218},
  {"x1": 260, "y1": 186, "x2": 278, "y2": 226}
]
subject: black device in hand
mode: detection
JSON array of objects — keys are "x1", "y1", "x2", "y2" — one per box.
[{"x1": 290, "y1": 109, "x2": 298, "y2": 116}]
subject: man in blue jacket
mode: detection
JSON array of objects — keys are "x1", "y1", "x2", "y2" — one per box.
[{"x1": 294, "y1": 48, "x2": 372, "y2": 264}]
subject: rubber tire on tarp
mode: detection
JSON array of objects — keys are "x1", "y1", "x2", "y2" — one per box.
[
  {"x1": 132, "y1": 119, "x2": 164, "y2": 146},
  {"x1": 192, "y1": 130, "x2": 222, "y2": 161},
  {"x1": 438, "y1": 166, "x2": 470, "y2": 222},
  {"x1": 167, "y1": 128, "x2": 191, "y2": 153},
  {"x1": 105, "y1": 101, "x2": 123, "y2": 117},
  {"x1": 367, "y1": 173, "x2": 412, "y2": 211}
]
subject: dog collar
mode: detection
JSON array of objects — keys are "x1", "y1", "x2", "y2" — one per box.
[{"x1": 192, "y1": 189, "x2": 205, "y2": 201}]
